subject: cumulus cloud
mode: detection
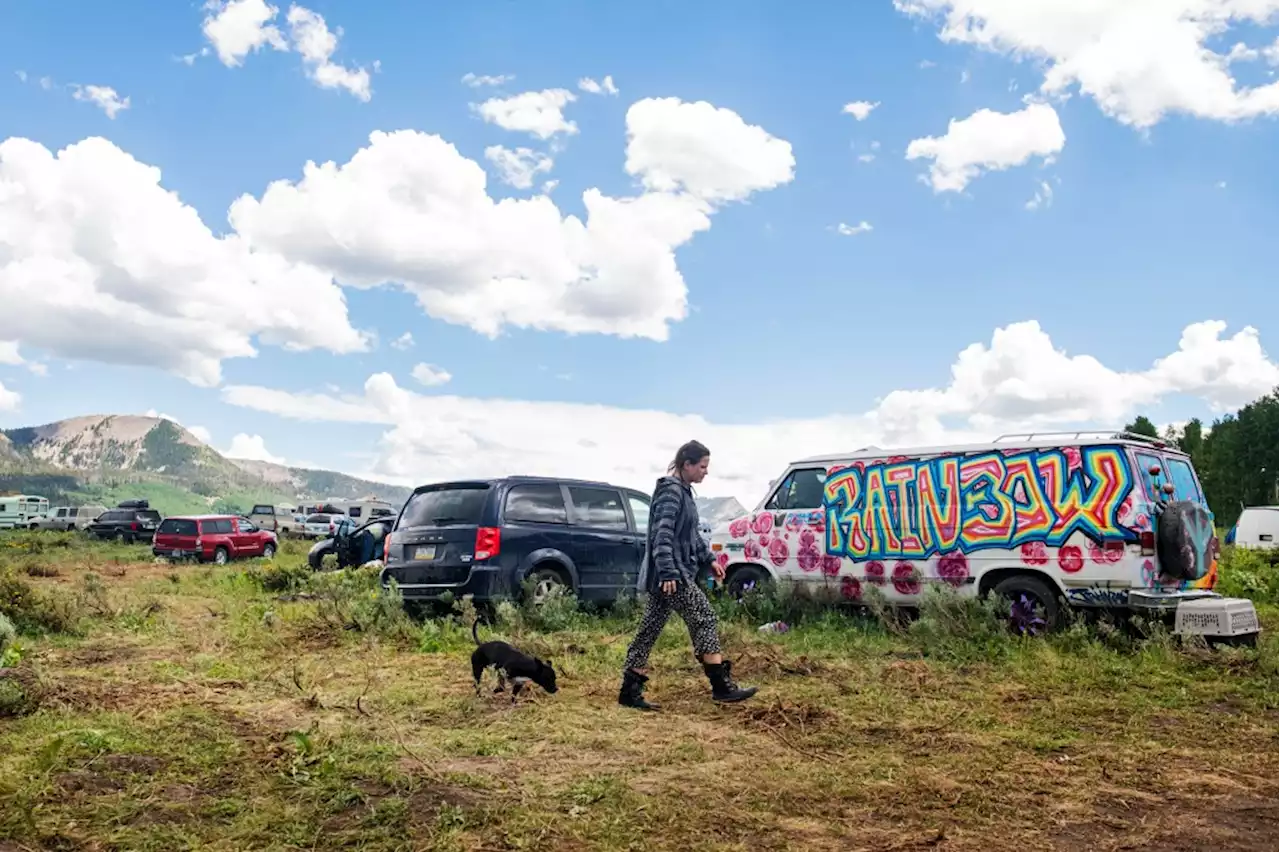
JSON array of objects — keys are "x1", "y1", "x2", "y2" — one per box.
[
  {"x1": 70, "y1": 85, "x2": 130, "y2": 119},
  {"x1": 0, "y1": 341, "x2": 22, "y2": 365},
  {"x1": 834, "y1": 221, "x2": 873, "y2": 235},
  {"x1": 895, "y1": 0, "x2": 1280, "y2": 128},
  {"x1": 624, "y1": 97, "x2": 795, "y2": 203},
  {"x1": 461, "y1": 72, "x2": 514, "y2": 87},
  {"x1": 473, "y1": 89, "x2": 579, "y2": 139},
  {"x1": 390, "y1": 332, "x2": 414, "y2": 351},
  {"x1": 225, "y1": 432, "x2": 285, "y2": 463},
  {"x1": 411, "y1": 362, "x2": 452, "y2": 387},
  {"x1": 0, "y1": 380, "x2": 18, "y2": 411},
  {"x1": 1025, "y1": 179, "x2": 1054, "y2": 210},
  {"x1": 579, "y1": 75, "x2": 619, "y2": 96},
  {"x1": 842, "y1": 100, "x2": 879, "y2": 120},
  {"x1": 483, "y1": 145, "x2": 554, "y2": 189},
  {"x1": 906, "y1": 102, "x2": 1065, "y2": 192},
  {"x1": 202, "y1": 0, "x2": 372, "y2": 99},
  {"x1": 0, "y1": 136, "x2": 369, "y2": 386},
  {"x1": 221, "y1": 320, "x2": 1278, "y2": 504},
  {"x1": 188, "y1": 425, "x2": 213, "y2": 444}
]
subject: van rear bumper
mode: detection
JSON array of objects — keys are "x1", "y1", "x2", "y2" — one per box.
[{"x1": 380, "y1": 564, "x2": 510, "y2": 602}]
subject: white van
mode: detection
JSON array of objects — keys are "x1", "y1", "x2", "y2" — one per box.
[
  {"x1": 1228, "y1": 507, "x2": 1278, "y2": 551},
  {"x1": 0, "y1": 495, "x2": 50, "y2": 530},
  {"x1": 708, "y1": 432, "x2": 1257, "y2": 640}
]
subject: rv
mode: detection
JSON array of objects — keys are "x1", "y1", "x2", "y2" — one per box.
[{"x1": 0, "y1": 494, "x2": 51, "y2": 530}]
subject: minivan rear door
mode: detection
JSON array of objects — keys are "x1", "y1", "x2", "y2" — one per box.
[
  {"x1": 564, "y1": 485, "x2": 643, "y2": 601},
  {"x1": 387, "y1": 483, "x2": 492, "y2": 587}
]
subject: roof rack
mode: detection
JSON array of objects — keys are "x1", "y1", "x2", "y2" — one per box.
[{"x1": 992, "y1": 430, "x2": 1167, "y2": 446}]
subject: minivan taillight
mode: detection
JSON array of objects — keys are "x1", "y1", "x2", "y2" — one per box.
[
  {"x1": 1139, "y1": 530, "x2": 1155, "y2": 556},
  {"x1": 475, "y1": 527, "x2": 501, "y2": 561}
]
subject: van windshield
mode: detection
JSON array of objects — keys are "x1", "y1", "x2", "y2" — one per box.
[{"x1": 400, "y1": 485, "x2": 490, "y2": 529}]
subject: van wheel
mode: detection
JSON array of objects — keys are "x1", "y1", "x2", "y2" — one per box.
[
  {"x1": 991, "y1": 574, "x2": 1063, "y2": 635},
  {"x1": 526, "y1": 566, "x2": 570, "y2": 605},
  {"x1": 724, "y1": 564, "x2": 772, "y2": 600},
  {"x1": 212, "y1": 547, "x2": 230, "y2": 566}
]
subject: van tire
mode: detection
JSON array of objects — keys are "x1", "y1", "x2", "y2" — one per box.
[
  {"x1": 724, "y1": 564, "x2": 772, "y2": 599},
  {"x1": 1156, "y1": 500, "x2": 1216, "y2": 582},
  {"x1": 991, "y1": 574, "x2": 1064, "y2": 634}
]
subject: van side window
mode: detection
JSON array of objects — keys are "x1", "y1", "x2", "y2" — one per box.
[
  {"x1": 1134, "y1": 452, "x2": 1167, "y2": 500},
  {"x1": 1165, "y1": 458, "x2": 1203, "y2": 503},
  {"x1": 349, "y1": 507, "x2": 363, "y2": 518},
  {"x1": 504, "y1": 484, "x2": 568, "y2": 525},
  {"x1": 766, "y1": 468, "x2": 827, "y2": 511}
]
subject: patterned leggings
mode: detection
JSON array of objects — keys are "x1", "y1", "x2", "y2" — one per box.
[{"x1": 624, "y1": 582, "x2": 723, "y2": 671}]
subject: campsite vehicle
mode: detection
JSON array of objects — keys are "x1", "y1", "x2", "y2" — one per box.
[
  {"x1": 152, "y1": 515, "x2": 278, "y2": 564},
  {"x1": 248, "y1": 504, "x2": 301, "y2": 537},
  {"x1": 308, "y1": 518, "x2": 392, "y2": 570},
  {"x1": 342, "y1": 499, "x2": 396, "y2": 521},
  {"x1": 0, "y1": 494, "x2": 50, "y2": 530},
  {"x1": 379, "y1": 476, "x2": 652, "y2": 605},
  {"x1": 1226, "y1": 506, "x2": 1278, "y2": 551},
  {"x1": 302, "y1": 513, "x2": 354, "y2": 540},
  {"x1": 86, "y1": 502, "x2": 162, "y2": 543},
  {"x1": 708, "y1": 431, "x2": 1258, "y2": 643},
  {"x1": 28, "y1": 505, "x2": 108, "y2": 531}
]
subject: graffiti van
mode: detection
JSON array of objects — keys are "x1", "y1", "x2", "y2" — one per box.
[{"x1": 708, "y1": 431, "x2": 1259, "y2": 640}]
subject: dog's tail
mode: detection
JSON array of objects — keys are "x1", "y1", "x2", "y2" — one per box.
[{"x1": 472, "y1": 617, "x2": 481, "y2": 646}]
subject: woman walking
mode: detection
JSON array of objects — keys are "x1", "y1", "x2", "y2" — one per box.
[{"x1": 618, "y1": 440, "x2": 758, "y2": 711}]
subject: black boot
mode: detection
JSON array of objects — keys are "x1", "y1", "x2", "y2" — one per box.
[
  {"x1": 703, "y1": 660, "x2": 758, "y2": 703},
  {"x1": 618, "y1": 669, "x2": 660, "y2": 711}
]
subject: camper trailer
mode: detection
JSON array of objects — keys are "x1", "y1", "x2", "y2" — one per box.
[{"x1": 0, "y1": 494, "x2": 51, "y2": 530}]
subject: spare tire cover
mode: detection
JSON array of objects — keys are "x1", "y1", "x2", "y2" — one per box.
[{"x1": 1155, "y1": 500, "x2": 1217, "y2": 582}]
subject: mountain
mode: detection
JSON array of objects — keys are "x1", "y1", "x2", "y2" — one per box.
[
  {"x1": 696, "y1": 496, "x2": 749, "y2": 526},
  {"x1": 0, "y1": 414, "x2": 409, "y2": 514}
]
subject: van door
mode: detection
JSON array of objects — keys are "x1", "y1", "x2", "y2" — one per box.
[
  {"x1": 760, "y1": 467, "x2": 830, "y2": 581},
  {"x1": 565, "y1": 485, "x2": 640, "y2": 601}
]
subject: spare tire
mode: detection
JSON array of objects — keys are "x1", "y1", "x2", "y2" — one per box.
[{"x1": 1155, "y1": 500, "x2": 1217, "y2": 582}]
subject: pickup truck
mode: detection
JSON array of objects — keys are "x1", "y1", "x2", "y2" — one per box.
[{"x1": 248, "y1": 504, "x2": 302, "y2": 537}]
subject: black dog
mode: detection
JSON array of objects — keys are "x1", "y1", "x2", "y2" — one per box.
[{"x1": 471, "y1": 619, "x2": 558, "y2": 703}]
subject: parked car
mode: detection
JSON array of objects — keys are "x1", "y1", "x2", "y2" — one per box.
[
  {"x1": 152, "y1": 515, "x2": 278, "y2": 564},
  {"x1": 28, "y1": 505, "x2": 108, "y2": 531},
  {"x1": 248, "y1": 504, "x2": 301, "y2": 537},
  {"x1": 707, "y1": 430, "x2": 1257, "y2": 643},
  {"x1": 308, "y1": 518, "x2": 392, "y2": 571},
  {"x1": 302, "y1": 513, "x2": 354, "y2": 540},
  {"x1": 1226, "y1": 506, "x2": 1279, "y2": 551},
  {"x1": 87, "y1": 503, "x2": 163, "y2": 543},
  {"x1": 379, "y1": 476, "x2": 652, "y2": 605},
  {"x1": 0, "y1": 494, "x2": 50, "y2": 530}
]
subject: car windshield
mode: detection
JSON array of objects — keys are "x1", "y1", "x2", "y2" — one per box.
[{"x1": 399, "y1": 485, "x2": 490, "y2": 529}]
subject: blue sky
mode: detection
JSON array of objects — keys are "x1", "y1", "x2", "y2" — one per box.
[{"x1": 0, "y1": 0, "x2": 1276, "y2": 501}]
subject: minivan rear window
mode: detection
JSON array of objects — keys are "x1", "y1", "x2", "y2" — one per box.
[
  {"x1": 158, "y1": 519, "x2": 198, "y2": 536},
  {"x1": 400, "y1": 485, "x2": 490, "y2": 529}
]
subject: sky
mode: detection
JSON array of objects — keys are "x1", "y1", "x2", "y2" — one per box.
[{"x1": 0, "y1": 0, "x2": 1277, "y2": 505}]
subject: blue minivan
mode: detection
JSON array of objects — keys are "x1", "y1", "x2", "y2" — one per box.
[{"x1": 380, "y1": 477, "x2": 653, "y2": 605}]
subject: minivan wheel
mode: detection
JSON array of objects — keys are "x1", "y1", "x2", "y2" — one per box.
[
  {"x1": 990, "y1": 574, "x2": 1063, "y2": 635},
  {"x1": 527, "y1": 567, "x2": 569, "y2": 605},
  {"x1": 212, "y1": 547, "x2": 230, "y2": 566}
]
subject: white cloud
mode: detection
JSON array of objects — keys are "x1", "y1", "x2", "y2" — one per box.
[
  {"x1": 1025, "y1": 179, "x2": 1054, "y2": 210},
  {"x1": 960, "y1": 69, "x2": 971, "y2": 83},
  {"x1": 38, "y1": 77, "x2": 53, "y2": 91},
  {"x1": 390, "y1": 332, "x2": 415, "y2": 351},
  {"x1": 70, "y1": 85, "x2": 130, "y2": 119},
  {"x1": 225, "y1": 432, "x2": 285, "y2": 463},
  {"x1": 228, "y1": 100, "x2": 793, "y2": 341},
  {"x1": 14, "y1": 71, "x2": 27, "y2": 83},
  {"x1": 201, "y1": 0, "x2": 287, "y2": 66},
  {"x1": 857, "y1": 153, "x2": 876, "y2": 163},
  {"x1": 919, "y1": 59, "x2": 937, "y2": 68},
  {"x1": 579, "y1": 75, "x2": 619, "y2": 96},
  {"x1": 25, "y1": 362, "x2": 48, "y2": 377},
  {"x1": 1216, "y1": 180, "x2": 1228, "y2": 189},
  {"x1": 0, "y1": 136, "x2": 369, "y2": 387},
  {"x1": 473, "y1": 89, "x2": 579, "y2": 139},
  {"x1": 221, "y1": 320, "x2": 1278, "y2": 505},
  {"x1": 895, "y1": 0, "x2": 1280, "y2": 128},
  {"x1": 483, "y1": 145, "x2": 554, "y2": 189},
  {"x1": 188, "y1": 425, "x2": 213, "y2": 444},
  {"x1": 461, "y1": 72, "x2": 514, "y2": 87},
  {"x1": 0, "y1": 341, "x2": 22, "y2": 365},
  {"x1": 623, "y1": 97, "x2": 795, "y2": 203},
  {"x1": 835, "y1": 221, "x2": 873, "y2": 235},
  {"x1": 842, "y1": 100, "x2": 879, "y2": 120},
  {"x1": 202, "y1": 0, "x2": 372, "y2": 100},
  {"x1": 285, "y1": 5, "x2": 372, "y2": 102},
  {"x1": 0, "y1": 380, "x2": 18, "y2": 412},
  {"x1": 178, "y1": 48, "x2": 211, "y2": 65},
  {"x1": 411, "y1": 362, "x2": 452, "y2": 387},
  {"x1": 906, "y1": 102, "x2": 1065, "y2": 192}
]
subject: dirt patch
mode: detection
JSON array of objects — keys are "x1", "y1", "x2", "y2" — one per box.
[
  {"x1": 742, "y1": 698, "x2": 837, "y2": 731},
  {"x1": 1051, "y1": 790, "x2": 1277, "y2": 852},
  {"x1": 733, "y1": 646, "x2": 830, "y2": 679},
  {"x1": 54, "y1": 770, "x2": 126, "y2": 795}
]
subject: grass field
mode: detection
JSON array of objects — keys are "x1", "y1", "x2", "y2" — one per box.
[{"x1": 1, "y1": 532, "x2": 1277, "y2": 852}]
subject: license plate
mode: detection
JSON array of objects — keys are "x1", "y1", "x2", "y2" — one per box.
[{"x1": 413, "y1": 545, "x2": 437, "y2": 561}]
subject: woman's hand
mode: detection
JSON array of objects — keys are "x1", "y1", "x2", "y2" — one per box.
[
  {"x1": 661, "y1": 580, "x2": 677, "y2": 595},
  {"x1": 712, "y1": 562, "x2": 726, "y2": 581}
]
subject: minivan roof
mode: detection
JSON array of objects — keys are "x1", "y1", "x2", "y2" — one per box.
[
  {"x1": 410, "y1": 475, "x2": 636, "y2": 494},
  {"x1": 793, "y1": 431, "x2": 1188, "y2": 466}
]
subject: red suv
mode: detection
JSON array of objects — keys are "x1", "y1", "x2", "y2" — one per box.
[{"x1": 152, "y1": 515, "x2": 278, "y2": 564}]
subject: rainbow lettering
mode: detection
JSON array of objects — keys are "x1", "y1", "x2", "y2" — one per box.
[{"x1": 823, "y1": 446, "x2": 1134, "y2": 560}]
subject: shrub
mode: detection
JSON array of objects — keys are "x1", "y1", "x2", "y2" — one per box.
[
  {"x1": 1216, "y1": 546, "x2": 1279, "y2": 605},
  {"x1": 242, "y1": 561, "x2": 313, "y2": 594},
  {"x1": 0, "y1": 569, "x2": 83, "y2": 636},
  {"x1": 307, "y1": 565, "x2": 416, "y2": 641}
]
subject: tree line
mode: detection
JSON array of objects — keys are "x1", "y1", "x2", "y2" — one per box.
[{"x1": 1124, "y1": 388, "x2": 1278, "y2": 528}]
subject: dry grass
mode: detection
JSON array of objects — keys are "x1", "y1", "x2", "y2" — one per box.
[{"x1": 0, "y1": 532, "x2": 1276, "y2": 851}]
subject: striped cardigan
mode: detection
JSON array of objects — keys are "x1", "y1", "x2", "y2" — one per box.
[{"x1": 637, "y1": 476, "x2": 712, "y2": 592}]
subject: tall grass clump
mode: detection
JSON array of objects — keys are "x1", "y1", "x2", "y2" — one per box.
[{"x1": 1216, "y1": 546, "x2": 1279, "y2": 607}]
